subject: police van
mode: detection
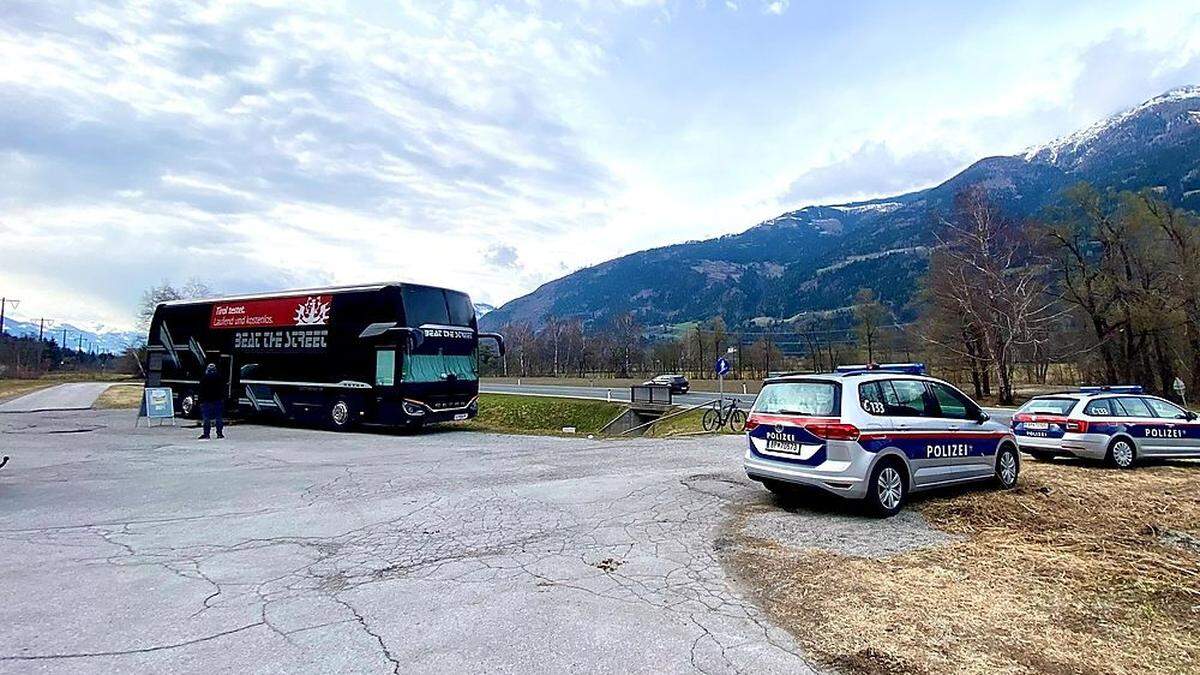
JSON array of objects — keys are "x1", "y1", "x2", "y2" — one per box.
[
  {"x1": 1012, "y1": 386, "x2": 1200, "y2": 468},
  {"x1": 743, "y1": 364, "x2": 1019, "y2": 516}
]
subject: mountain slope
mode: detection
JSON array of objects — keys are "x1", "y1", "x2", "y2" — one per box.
[{"x1": 483, "y1": 87, "x2": 1200, "y2": 331}]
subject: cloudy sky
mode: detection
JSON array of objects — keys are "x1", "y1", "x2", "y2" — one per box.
[{"x1": 2, "y1": 0, "x2": 1200, "y2": 331}]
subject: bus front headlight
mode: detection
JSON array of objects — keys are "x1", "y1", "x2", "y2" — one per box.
[{"x1": 402, "y1": 401, "x2": 426, "y2": 416}]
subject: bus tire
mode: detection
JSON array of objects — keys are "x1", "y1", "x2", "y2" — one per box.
[{"x1": 328, "y1": 397, "x2": 356, "y2": 431}]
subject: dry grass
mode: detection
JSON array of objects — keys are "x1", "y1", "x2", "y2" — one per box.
[
  {"x1": 731, "y1": 460, "x2": 1200, "y2": 674},
  {"x1": 94, "y1": 383, "x2": 145, "y2": 409}
]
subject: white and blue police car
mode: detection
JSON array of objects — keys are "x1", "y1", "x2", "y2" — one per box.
[
  {"x1": 1012, "y1": 386, "x2": 1200, "y2": 468},
  {"x1": 743, "y1": 364, "x2": 1020, "y2": 516}
]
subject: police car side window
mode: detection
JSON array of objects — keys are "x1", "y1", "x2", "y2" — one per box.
[
  {"x1": 929, "y1": 382, "x2": 974, "y2": 419},
  {"x1": 885, "y1": 379, "x2": 935, "y2": 417},
  {"x1": 1115, "y1": 397, "x2": 1153, "y2": 418},
  {"x1": 1084, "y1": 399, "x2": 1114, "y2": 416},
  {"x1": 1144, "y1": 398, "x2": 1187, "y2": 419},
  {"x1": 859, "y1": 382, "x2": 888, "y2": 415}
]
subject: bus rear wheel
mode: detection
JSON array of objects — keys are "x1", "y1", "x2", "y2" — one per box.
[{"x1": 328, "y1": 398, "x2": 356, "y2": 431}]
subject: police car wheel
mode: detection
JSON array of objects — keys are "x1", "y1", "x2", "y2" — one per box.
[
  {"x1": 867, "y1": 461, "x2": 906, "y2": 517},
  {"x1": 995, "y1": 445, "x2": 1020, "y2": 488},
  {"x1": 1108, "y1": 438, "x2": 1137, "y2": 469},
  {"x1": 328, "y1": 398, "x2": 355, "y2": 430}
]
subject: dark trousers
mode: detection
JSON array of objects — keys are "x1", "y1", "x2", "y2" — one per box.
[{"x1": 201, "y1": 401, "x2": 224, "y2": 437}]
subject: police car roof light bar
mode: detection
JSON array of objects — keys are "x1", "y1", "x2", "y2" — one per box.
[
  {"x1": 834, "y1": 362, "x2": 927, "y2": 376},
  {"x1": 1078, "y1": 385, "x2": 1144, "y2": 394}
]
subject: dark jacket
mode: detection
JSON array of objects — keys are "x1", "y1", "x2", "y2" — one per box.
[{"x1": 198, "y1": 369, "x2": 226, "y2": 403}]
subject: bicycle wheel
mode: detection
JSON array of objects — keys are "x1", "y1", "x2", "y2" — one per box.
[
  {"x1": 702, "y1": 408, "x2": 721, "y2": 432},
  {"x1": 728, "y1": 408, "x2": 747, "y2": 433}
]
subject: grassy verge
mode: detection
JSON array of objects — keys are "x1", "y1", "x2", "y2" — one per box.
[
  {"x1": 644, "y1": 407, "x2": 743, "y2": 437},
  {"x1": 0, "y1": 372, "x2": 135, "y2": 403},
  {"x1": 731, "y1": 460, "x2": 1200, "y2": 674},
  {"x1": 462, "y1": 393, "x2": 625, "y2": 436},
  {"x1": 94, "y1": 383, "x2": 145, "y2": 409}
]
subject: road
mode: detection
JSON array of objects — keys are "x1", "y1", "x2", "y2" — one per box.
[
  {"x1": 481, "y1": 382, "x2": 1015, "y2": 424},
  {"x1": 0, "y1": 382, "x2": 113, "y2": 413},
  {"x1": 0, "y1": 408, "x2": 820, "y2": 674}
]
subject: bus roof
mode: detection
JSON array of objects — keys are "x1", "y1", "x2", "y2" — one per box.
[{"x1": 157, "y1": 282, "x2": 466, "y2": 308}]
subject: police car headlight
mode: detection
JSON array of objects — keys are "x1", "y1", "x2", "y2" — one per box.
[{"x1": 402, "y1": 401, "x2": 426, "y2": 416}]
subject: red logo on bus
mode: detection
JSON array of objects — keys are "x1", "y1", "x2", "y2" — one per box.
[{"x1": 210, "y1": 295, "x2": 332, "y2": 329}]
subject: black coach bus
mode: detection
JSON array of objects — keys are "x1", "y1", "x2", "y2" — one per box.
[{"x1": 145, "y1": 283, "x2": 504, "y2": 430}]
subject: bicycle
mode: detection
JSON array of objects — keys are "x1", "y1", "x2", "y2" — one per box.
[{"x1": 702, "y1": 398, "x2": 747, "y2": 433}]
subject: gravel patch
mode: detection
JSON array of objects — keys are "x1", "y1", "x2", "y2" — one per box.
[{"x1": 742, "y1": 506, "x2": 960, "y2": 558}]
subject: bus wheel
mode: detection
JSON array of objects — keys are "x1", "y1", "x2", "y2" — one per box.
[{"x1": 328, "y1": 398, "x2": 356, "y2": 431}]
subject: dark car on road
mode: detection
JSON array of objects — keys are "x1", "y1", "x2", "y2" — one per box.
[{"x1": 643, "y1": 374, "x2": 690, "y2": 394}]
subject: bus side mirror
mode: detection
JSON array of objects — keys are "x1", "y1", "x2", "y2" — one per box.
[
  {"x1": 479, "y1": 332, "x2": 505, "y2": 357},
  {"x1": 407, "y1": 329, "x2": 425, "y2": 351}
]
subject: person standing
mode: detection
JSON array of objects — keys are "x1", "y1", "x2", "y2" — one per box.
[{"x1": 198, "y1": 363, "x2": 226, "y2": 439}]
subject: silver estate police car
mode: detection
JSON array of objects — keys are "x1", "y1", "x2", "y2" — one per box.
[
  {"x1": 1012, "y1": 386, "x2": 1200, "y2": 468},
  {"x1": 743, "y1": 364, "x2": 1020, "y2": 516}
]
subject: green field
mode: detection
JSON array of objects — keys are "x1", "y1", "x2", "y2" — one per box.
[{"x1": 464, "y1": 394, "x2": 625, "y2": 436}]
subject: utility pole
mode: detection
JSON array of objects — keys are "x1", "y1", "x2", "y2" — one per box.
[
  {"x1": 61, "y1": 328, "x2": 68, "y2": 348},
  {"x1": 0, "y1": 297, "x2": 20, "y2": 335},
  {"x1": 38, "y1": 318, "x2": 45, "y2": 342}
]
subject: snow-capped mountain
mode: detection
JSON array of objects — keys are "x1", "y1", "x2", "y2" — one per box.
[
  {"x1": 1, "y1": 317, "x2": 144, "y2": 354},
  {"x1": 474, "y1": 303, "x2": 496, "y2": 318},
  {"x1": 481, "y1": 86, "x2": 1200, "y2": 331},
  {"x1": 1024, "y1": 86, "x2": 1200, "y2": 169}
]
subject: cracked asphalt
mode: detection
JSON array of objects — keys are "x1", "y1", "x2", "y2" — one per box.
[{"x1": 0, "y1": 409, "x2": 821, "y2": 674}]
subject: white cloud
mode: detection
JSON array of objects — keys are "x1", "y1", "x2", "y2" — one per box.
[{"x1": 0, "y1": 0, "x2": 1198, "y2": 330}]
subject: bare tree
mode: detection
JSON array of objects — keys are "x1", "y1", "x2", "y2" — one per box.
[
  {"x1": 138, "y1": 278, "x2": 213, "y2": 330},
  {"x1": 853, "y1": 288, "x2": 887, "y2": 363},
  {"x1": 922, "y1": 187, "x2": 1064, "y2": 404}
]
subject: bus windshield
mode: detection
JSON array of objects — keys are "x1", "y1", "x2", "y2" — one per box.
[{"x1": 402, "y1": 287, "x2": 475, "y2": 328}]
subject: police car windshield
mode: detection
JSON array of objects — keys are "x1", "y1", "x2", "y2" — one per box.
[
  {"x1": 1019, "y1": 398, "x2": 1077, "y2": 415},
  {"x1": 754, "y1": 381, "x2": 837, "y2": 416}
]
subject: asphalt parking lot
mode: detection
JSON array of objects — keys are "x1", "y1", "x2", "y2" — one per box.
[{"x1": 0, "y1": 408, "x2": 838, "y2": 674}]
